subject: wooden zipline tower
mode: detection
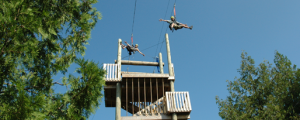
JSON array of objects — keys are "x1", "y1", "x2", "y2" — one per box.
[{"x1": 103, "y1": 34, "x2": 192, "y2": 120}]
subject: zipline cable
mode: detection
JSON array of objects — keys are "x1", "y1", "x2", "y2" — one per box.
[
  {"x1": 131, "y1": 0, "x2": 137, "y2": 45},
  {"x1": 154, "y1": 0, "x2": 171, "y2": 58}
]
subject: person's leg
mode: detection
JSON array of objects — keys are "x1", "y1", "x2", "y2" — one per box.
[
  {"x1": 170, "y1": 23, "x2": 175, "y2": 30},
  {"x1": 181, "y1": 24, "x2": 189, "y2": 28},
  {"x1": 181, "y1": 24, "x2": 193, "y2": 30}
]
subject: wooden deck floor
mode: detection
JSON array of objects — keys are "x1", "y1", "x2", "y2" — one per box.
[{"x1": 121, "y1": 114, "x2": 190, "y2": 120}]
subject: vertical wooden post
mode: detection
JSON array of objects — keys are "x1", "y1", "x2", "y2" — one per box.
[
  {"x1": 165, "y1": 33, "x2": 177, "y2": 120},
  {"x1": 150, "y1": 78, "x2": 152, "y2": 115},
  {"x1": 132, "y1": 78, "x2": 134, "y2": 116},
  {"x1": 138, "y1": 78, "x2": 140, "y2": 112},
  {"x1": 126, "y1": 78, "x2": 128, "y2": 116},
  {"x1": 116, "y1": 39, "x2": 122, "y2": 120},
  {"x1": 144, "y1": 78, "x2": 146, "y2": 115},
  {"x1": 162, "y1": 80, "x2": 164, "y2": 98},
  {"x1": 159, "y1": 53, "x2": 165, "y2": 114},
  {"x1": 156, "y1": 79, "x2": 158, "y2": 102},
  {"x1": 150, "y1": 78, "x2": 152, "y2": 102},
  {"x1": 156, "y1": 78, "x2": 159, "y2": 115},
  {"x1": 165, "y1": 34, "x2": 174, "y2": 91},
  {"x1": 159, "y1": 52, "x2": 164, "y2": 74}
]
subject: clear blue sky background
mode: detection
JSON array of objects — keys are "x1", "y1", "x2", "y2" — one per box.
[{"x1": 53, "y1": 0, "x2": 300, "y2": 119}]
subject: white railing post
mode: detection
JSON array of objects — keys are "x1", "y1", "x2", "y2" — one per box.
[
  {"x1": 166, "y1": 92, "x2": 170, "y2": 113},
  {"x1": 118, "y1": 64, "x2": 120, "y2": 80},
  {"x1": 178, "y1": 92, "x2": 182, "y2": 111},
  {"x1": 114, "y1": 64, "x2": 118, "y2": 80},
  {"x1": 182, "y1": 93, "x2": 186, "y2": 111},
  {"x1": 166, "y1": 92, "x2": 192, "y2": 113},
  {"x1": 111, "y1": 64, "x2": 115, "y2": 80},
  {"x1": 103, "y1": 64, "x2": 107, "y2": 79},
  {"x1": 103, "y1": 63, "x2": 120, "y2": 81},
  {"x1": 187, "y1": 92, "x2": 192, "y2": 110}
]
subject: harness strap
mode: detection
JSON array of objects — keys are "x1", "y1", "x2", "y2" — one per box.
[
  {"x1": 131, "y1": 34, "x2": 133, "y2": 45},
  {"x1": 174, "y1": 4, "x2": 176, "y2": 19}
]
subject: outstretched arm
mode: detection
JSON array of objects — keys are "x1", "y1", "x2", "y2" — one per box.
[
  {"x1": 159, "y1": 19, "x2": 168, "y2": 22},
  {"x1": 136, "y1": 48, "x2": 145, "y2": 56}
]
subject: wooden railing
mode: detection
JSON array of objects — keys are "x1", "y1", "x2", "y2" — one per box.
[
  {"x1": 134, "y1": 97, "x2": 166, "y2": 116},
  {"x1": 103, "y1": 63, "x2": 120, "y2": 81},
  {"x1": 166, "y1": 92, "x2": 192, "y2": 113}
]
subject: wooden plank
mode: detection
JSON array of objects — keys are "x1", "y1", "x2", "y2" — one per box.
[
  {"x1": 138, "y1": 78, "x2": 140, "y2": 112},
  {"x1": 150, "y1": 78, "x2": 152, "y2": 115},
  {"x1": 126, "y1": 78, "x2": 128, "y2": 116},
  {"x1": 121, "y1": 114, "x2": 190, "y2": 120},
  {"x1": 156, "y1": 78, "x2": 159, "y2": 113},
  {"x1": 162, "y1": 80, "x2": 165, "y2": 114},
  {"x1": 144, "y1": 78, "x2": 146, "y2": 109},
  {"x1": 159, "y1": 52, "x2": 164, "y2": 74},
  {"x1": 162, "y1": 80, "x2": 164, "y2": 97},
  {"x1": 115, "y1": 60, "x2": 164, "y2": 66},
  {"x1": 150, "y1": 78, "x2": 152, "y2": 104},
  {"x1": 121, "y1": 72, "x2": 169, "y2": 78},
  {"x1": 132, "y1": 78, "x2": 134, "y2": 115}
]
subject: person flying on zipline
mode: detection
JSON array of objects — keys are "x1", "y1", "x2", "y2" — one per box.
[
  {"x1": 121, "y1": 41, "x2": 145, "y2": 56},
  {"x1": 159, "y1": 16, "x2": 193, "y2": 31}
]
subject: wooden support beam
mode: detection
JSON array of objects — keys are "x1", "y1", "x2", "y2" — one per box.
[
  {"x1": 132, "y1": 78, "x2": 134, "y2": 116},
  {"x1": 163, "y1": 80, "x2": 164, "y2": 97},
  {"x1": 115, "y1": 60, "x2": 164, "y2": 66},
  {"x1": 116, "y1": 82, "x2": 121, "y2": 120},
  {"x1": 126, "y1": 78, "x2": 128, "y2": 116},
  {"x1": 156, "y1": 78, "x2": 159, "y2": 113},
  {"x1": 138, "y1": 78, "x2": 140, "y2": 112},
  {"x1": 144, "y1": 78, "x2": 146, "y2": 110},
  {"x1": 150, "y1": 78, "x2": 152, "y2": 104},
  {"x1": 159, "y1": 52, "x2": 164, "y2": 74},
  {"x1": 116, "y1": 38, "x2": 122, "y2": 120}
]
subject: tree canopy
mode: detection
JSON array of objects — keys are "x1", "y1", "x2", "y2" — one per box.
[
  {"x1": 216, "y1": 51, "x2": 300, "y2": 119},
  {"x1": 0, "y1": 0, "x2": 105, "y2": 119}
]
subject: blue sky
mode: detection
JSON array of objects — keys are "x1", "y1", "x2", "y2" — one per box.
[{"x1": 53, "y1": 0, "x2": 300, "y2": 119}]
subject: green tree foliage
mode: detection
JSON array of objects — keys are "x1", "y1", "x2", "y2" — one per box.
[
  {"x1": 0, "y1": 0, "x2": 105, "y2": 119},
  {"x1": 216, "y1": 51, "x2": 300, "y2": 119}
]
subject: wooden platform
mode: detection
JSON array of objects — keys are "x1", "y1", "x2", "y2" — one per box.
[
  {"x1": 121, "y1": 114, "x2": 190, "y2": 120},
  {"x1": 105, "y1": 76, "x2": 171, "y2": 115}
]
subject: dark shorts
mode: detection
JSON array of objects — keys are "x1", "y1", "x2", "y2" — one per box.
[
  {"x1": 126, "y1": 46, "x2": 136, "y2": 55},
  {"x1": 173, "y1": 24, "x2": 184, "y2": 30},
  {"x1": 169, "y1": 24, "x2": 184, "y2": 30}
]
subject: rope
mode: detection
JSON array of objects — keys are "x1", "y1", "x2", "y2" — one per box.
[
  {"x1": 131, "y1": 0, "x2": 137, "y2": 45},
  {"x1": 154, "y1": 0, "x2": 171, "y2": 57},
  {"x1": 174, "y1": 1, "x2": 176, "y2": 19},
  {"x1": 141, "y1": 41, "x2": 165, "y2": 52},
  {"x1": 122, "y1": 56, "x2": 129, "y2": 59}
]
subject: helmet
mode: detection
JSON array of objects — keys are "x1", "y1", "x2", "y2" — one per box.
[
  {"x1": 171, "y1": 16, "x2": 174, "y2": 19},
  {"x1": 135, "y1": 44, "x2": 138, "y2": 47}
]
